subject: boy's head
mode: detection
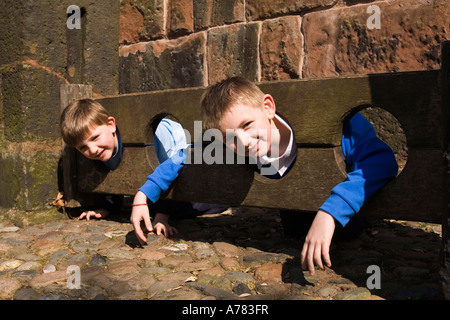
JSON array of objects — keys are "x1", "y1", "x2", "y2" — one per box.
[
  {"x1": 201, "y1": 77, "x2": 278, "y2": 158},
  {"x1": 60, "y1": 99, "x2": 117, "y2": 162}
]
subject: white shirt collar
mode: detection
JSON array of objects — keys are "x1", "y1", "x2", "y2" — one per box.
[{"x1": 257, "y1": 114, "x2": 297, "y2": 177}]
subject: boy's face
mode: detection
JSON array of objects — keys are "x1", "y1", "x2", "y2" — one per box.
[
  {"x1": 219, "y1": 94, "x2": 277, "y2": 158},
  {"x1": 75, "y1": 117, "x2": 117, "y2": 162}
]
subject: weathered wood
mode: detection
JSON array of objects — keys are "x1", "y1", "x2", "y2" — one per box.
[
  {"x1": 260, "y1": 70, "x2": 442, "y2": 149},
  {"x1": 360, "y1": 149, "x2": 444, "y2": 223},
  {"x1": 76, "y1": 146, "x2": 444, "y2": 223},
  {"x1": 73, "y1": 67, "x2": 446, "y2": 223},
  {"x1": 96, "y1": 87, "x2": 205, "y2": 145},
  {"x1": 96, "y1": 70, "x2": 442, "y2": 149},
  {"x1": 60, "y1": 84, "x2": 92, "y2": 208},
  {"x1": 77, "y1": 146, "x2": 347, "y2": 211},
  {"x1": 440, "y1": 40, "x2": 450, "y2": 299}
]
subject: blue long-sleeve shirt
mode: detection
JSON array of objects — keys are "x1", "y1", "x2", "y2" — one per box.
[
  {"x1": 138, "y1": 113, "x2": 398, "y2": 227},
  {"x1": 138, "y1": 148, "x2": 186, "y2": 203},
  {"x1": 319, "y1": 113, "x2": 398, "y2": 227}
]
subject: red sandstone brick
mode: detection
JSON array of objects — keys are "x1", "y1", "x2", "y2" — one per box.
[
  {"x1": 194, "y1": 0, "x2": 245, "y2": 30},
  {"x1": 168, "y1": 0, "x2": 194, "y2": 37},
  {"x1": 120, "y1": 0, "x2": 145, "y2": 44},
  {"x1": 261, "y1": 16, "x2": 303, "y2": 80},
  {"x1": 303, "y1": 0, "x2": 450, "y2": 78},
  {"x1": 207, "y1": 23, "x2": 260, "y2": 84},
  {"x1": 247, "y1": 0, "x2": 338, "y2": 21}
]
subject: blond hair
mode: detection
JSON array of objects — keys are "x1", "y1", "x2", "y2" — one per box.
[
  {"x1": 60, "y1": 99, "x2": 110, "y2": 147},
  {"x1": 201, "y1": 77, "x2": 265, "y2": 130}
]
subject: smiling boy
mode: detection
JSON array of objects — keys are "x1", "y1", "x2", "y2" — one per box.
[
  {"x1": 60, "y1": 99, "x2": 124, "y2": 220},
  {"x1": 201, "y1": 77, "x2": 398, "y2": 275}
]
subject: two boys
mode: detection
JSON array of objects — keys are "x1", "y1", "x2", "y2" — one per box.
[{"x1": 60, "y1": 77, "x2": 398, "y2": 274}]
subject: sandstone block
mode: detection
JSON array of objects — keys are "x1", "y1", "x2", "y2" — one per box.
[
  {"x1": 120, "y1": 0, "x2": 146, "y2": 44},
  {"x1": 168, "y1": 0, "x2": 194, "y2": 37},
  {"x1": 194, "y1": 0, "x2": 245, "y2": 30},
  {"x1": 303, "y1": 0, "x2": 450, "y2": 78},
  {"x1": 247, "y1": 0, "x2": 338, "y2": 21},
  {"x1": 207, "y1": 23, "x2": 260, "y2": 84},
  {"x1": 261, "y1": 16, "x2": 303, "y2": 80},
  {"x1": 0, "y1": 0, "x2": 67, "y2": 73},
  {"x1": 80, "y1": 0, "x2": 120, "y2": 95},
  {"x1": 120, "y1": 32, "x2": 206, "y2": 93},
  {"x1": 1, "y1": 65, "x2": 65, "y2": 141},
  {"x1": 122, "y1": 0, "x2": 165, "y2": 43},
  {"x1": 0, "y1": 150, "x2": 60, "y2": 211}
]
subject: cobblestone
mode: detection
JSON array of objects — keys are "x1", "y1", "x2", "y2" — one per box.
[{"x1": 0, "y1": 206, "x2": 444, "y2": 300}]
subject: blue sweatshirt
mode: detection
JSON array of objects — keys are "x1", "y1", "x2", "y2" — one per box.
[
  {"x1": 319, "y1": 113, "x2": 398, "y2": 227},
  {"x1": 138, "y1": 113, "x2": 398, "y2": 227},
  {"x1": 139, "y1": 148, "x2": 186, "y2": 204}
]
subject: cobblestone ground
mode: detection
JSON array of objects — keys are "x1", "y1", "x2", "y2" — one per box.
[{"x1": 0, "y1": 204, "x2": 444, "y2": 300}]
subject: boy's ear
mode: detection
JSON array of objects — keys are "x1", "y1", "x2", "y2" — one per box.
[
  {"x1": 107, "y1": 116, "x2": 117, "y2": 133},
  {"x1": 263, "y1": 94, "x2": 276, "y2": 119}
]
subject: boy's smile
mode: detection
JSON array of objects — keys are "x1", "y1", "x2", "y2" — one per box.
[{"x1": 75, "y1": 117, "x2": 117, "y2": 162}]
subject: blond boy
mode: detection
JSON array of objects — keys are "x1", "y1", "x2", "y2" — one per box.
[
  {"x1": 201, "y1": 77, "x2": 398, "y2": 275},
  {"x1": 60, "y1": 99, "x2": 174, "y2": 234}
]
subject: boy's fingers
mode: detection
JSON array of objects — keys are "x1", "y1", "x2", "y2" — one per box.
[
  {"x1": 314, "y1": 244, "x2": 324, "y2": 270},
  {"x1": 322, "y1": 246, "x2": 332, "y2": 268},
  {"x1": 300, "y1": 243, "x2": 308, "y2": 270},
  {"x1": 131, "y1": 218, "x2": 147, "y2": 245},
  {"x1": 304, "y1": 244, "x2": 315, "y2": 275},
  {"x1": 308, "y1": 250, "x2": 315, "y2": 275},
  {"x1": 301, "y1": 242, "x2": 314, "y2": 274},
  {"x1": 135, "y1": 226, "x2": 146, "y2": 244},
  {"x1": 143, "y1": 214, "x2": 153, "y2": 233}
]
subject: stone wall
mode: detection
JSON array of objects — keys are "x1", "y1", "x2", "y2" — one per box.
[
  {"x1": 118, "y1": 0, "x2": 449, "y2": 172},
  {"x1": 119, "y1": 0, "x2": 450, "y2": 93},
  {"x1": 0, "y1": 0, "x2": 449, "y2": 211},
  {"x1": 0, "y1": 0, "x2": 119, "y2": 211}
]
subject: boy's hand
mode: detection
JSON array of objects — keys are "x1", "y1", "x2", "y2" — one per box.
[
  {"x1": 301, "y1": 210, "x2": 335, "y2": 275},
  {"x1": 153, "y1": 214, "x2": 178, "y2": 238},
  {"x1": 131, "y1": 204, "x2": 152, "y2": 245},
  {"x1": 79, "y1": 209, "x2": 110, "y2": 221},
  {"x1": 130, "y1": 191, "x2": 152, "y2": 245}
]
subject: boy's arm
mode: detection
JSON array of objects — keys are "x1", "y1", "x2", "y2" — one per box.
[
  {"x1": 301, "y1": 113, "x2": 398, "y2": 275},
  {"x1": 138, "y1": 148, "x2": 187, "y2": 203},
  {"x1": 131, "y1": 148, "x2": 187, "y2": 244},
  {"x1": 319, "y1": 113, "x2": 399, "y2": 227}
]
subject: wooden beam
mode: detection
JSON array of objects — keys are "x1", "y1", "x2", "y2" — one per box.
[
  {"x1": 72, "y1": 68, "x2": 446, "y2": 223},
  {"x1": 60, "y1": 84, "x2": 92, "y2": 207}
]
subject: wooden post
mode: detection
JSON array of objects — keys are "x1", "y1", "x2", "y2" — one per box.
[
  {"x1": 440, "y1": 40, "x2": 450, "y2": 300},
  {"x1": 60, "y1": 84, "x2": 92, "y2": 207}
]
